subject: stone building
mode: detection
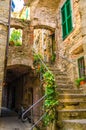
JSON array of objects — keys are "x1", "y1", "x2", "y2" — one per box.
[
  {"x1": 55, "y1": 0, "x2": 86, "y2": 82},
  {"x1": 0, "y1": 0, "x2": 86, "y2": 129},
  {"x1": 0, "y1": 0, "x2": 10, "y2": 112}
]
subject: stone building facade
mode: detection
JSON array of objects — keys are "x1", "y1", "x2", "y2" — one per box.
[
  {"x1": 55, "y1": 0, "x2": 86, "y2": 82},
  {"x1": 0, "y1": 0, "x2": 10, "y2": 112},
  {"x1": 8, "y1": 18, "x2": 33, "y2": 67}
]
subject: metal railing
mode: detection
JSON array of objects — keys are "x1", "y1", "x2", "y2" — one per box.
[
  {"x1": 59, "y1": 53, "x2": 86, "y2": 77},
  {"x1": 22, "y1": 51, "x2": 77, "y2": 129},
  {"x1": 30, "y1": 113, "x2": 46, "y2": 130},
  {"x1": 21, "y1": 95, "x2": 46, "y2": 129},
  {"x1": 59, "y1": 53, "x2": 76, "y2": 66},
  {"x1": 21, "y1": 52, "x2": 51, "y2": 129}
]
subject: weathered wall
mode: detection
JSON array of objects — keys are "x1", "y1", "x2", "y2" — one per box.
[
  {"x1": 0, "y1": 0, "x2": 10, "y2": 111},
  {"x1": 55, "y1": 0, "x2": 84, "y2": 81},
  {"x1": 33, "y1": 29, "x2": 53, "y2": 62},
  {"x1": 30, "y1": 0, "x2": 60, "y2": 29},
  {"x1": 79, "y1": 0, "x2": 86, "y2": 67},
  {"x1": 7, "y1": 18, "x2": 42, "y2": 117},
  {"x1": 7, "y1": 18, "x2": 33, "y2": 67}
]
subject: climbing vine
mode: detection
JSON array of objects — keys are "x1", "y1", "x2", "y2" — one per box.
[{"x1": 33, "y1": 53, "x2": 58, "y2": 126}]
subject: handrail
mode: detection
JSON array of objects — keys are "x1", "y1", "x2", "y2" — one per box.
[
  {"x1": 22, "y1": 51, "x2": 53, "y2": 129},
  {"x1": 37, "y1": 54, "x2": 49, "y2": 72},
  {"x1": 33, "y1": 50, "x2": 50, "y2": 72},
  {"x1": 59, "y1": 53, "x2": 76, "y2": 66},
  {"x1": 59, "y1": 53, "x2": 86, "y2": 74},
  {"x1": 21, "y1": 95, "x2": 46, "y2": 122},
  {"x1": 30, "y1": 113, "x2": 46, "y2": 130}
]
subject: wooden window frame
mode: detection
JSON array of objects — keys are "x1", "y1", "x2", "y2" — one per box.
[
  {"x1": 78, "y1": 56, "x2": 85, "y2": 78},
  {"x1": 61, "y1": 0, "x2": 73, "y2": 39}
]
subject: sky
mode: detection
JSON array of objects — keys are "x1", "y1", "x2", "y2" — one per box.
[{"x1": 12, "y1": 0, "x2": 24, "y2": 12}]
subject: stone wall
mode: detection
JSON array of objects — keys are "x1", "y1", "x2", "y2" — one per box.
[
  {"x1": 33, "y1": 29, "x2": 53, "y2": 62},
  {"x1": 79, "y1": 0, "x2": 86, "y2": 68},
  {"x1": 0, "y1": 0, "x2": 10, "y2": 111},
  {"x1": 7, "y1": 18, "x2": 33, "y2": 67},
  {"x1": 55, "y1": 0, "x2": 84, "y2": 82},
  {"x1": 30, "y1": 0, "x2": 58, "y2": 29}
]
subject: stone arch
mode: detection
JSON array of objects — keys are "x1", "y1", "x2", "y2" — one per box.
[
  {"x1": 33, "y1": 24, "x2": 55, "y2": 32},
  {"x1": 2, "y1": 64, "x2": 38, "y2": 112}
]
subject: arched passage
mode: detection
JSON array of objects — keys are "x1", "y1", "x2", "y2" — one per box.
[{"x1": 2, "y1": 64, "x2": 40, "y2": 114}]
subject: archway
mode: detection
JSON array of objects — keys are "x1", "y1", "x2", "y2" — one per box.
[{"x1": 2, "y1": 64, "x2": 38, "y2": 113}]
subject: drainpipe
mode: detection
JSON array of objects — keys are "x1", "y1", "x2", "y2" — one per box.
[{"x1": 3, "y1": 0, "x2": 12, "y2": 83}]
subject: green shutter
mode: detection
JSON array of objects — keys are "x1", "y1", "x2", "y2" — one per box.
[{"x1": 61, "y1": 0, "x2": 73, "y2": 39}]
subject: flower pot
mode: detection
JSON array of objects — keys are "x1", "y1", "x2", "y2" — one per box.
[{"x1": 80, "y1": 81, "x2": 86, "y2": 85}]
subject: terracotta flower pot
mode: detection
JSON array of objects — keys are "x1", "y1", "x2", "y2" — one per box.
[{"x1": 80, "y1": 81, "x2": 86, "y2": 85}]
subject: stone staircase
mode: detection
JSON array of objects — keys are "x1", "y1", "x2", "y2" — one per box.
[{"x1": 50, "y1": 67, "x2": 86, "y2": 130}]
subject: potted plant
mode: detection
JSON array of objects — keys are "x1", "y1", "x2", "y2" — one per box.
[{"x1": 75, "y1": 77, "x2": 86, "y2": 87}]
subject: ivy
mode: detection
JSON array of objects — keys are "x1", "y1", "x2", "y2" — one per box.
[
  {"x1": 33, "y1": 53, "x2": 58, "y2": 126},
  {"x1": 43, "y1": 71, "x2": 58, "y2": 126}
]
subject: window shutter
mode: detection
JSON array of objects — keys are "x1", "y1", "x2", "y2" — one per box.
[{"x1": 61, "y1": 0, "x2": 73, "y2": 39}]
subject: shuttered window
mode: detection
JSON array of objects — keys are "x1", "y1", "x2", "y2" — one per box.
[
  {"x1": 78, "y1": 57, "x2": 85, "y2": 78},
  {"x1": 61, "y1": 0, "x2": 73, "y2": 39}
]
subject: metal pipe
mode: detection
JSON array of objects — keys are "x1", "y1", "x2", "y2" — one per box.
[{"x1": 3, "y1": 0, "x2": 12, "y2": 82}]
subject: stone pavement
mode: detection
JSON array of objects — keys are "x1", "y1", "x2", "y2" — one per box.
[{"x1": 0, "y1": 117, "x2": 31, "y2": 130}]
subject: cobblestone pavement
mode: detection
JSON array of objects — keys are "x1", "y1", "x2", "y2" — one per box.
[{"x1": 0, "y1": 117, "x2": 31, "y2": 130}]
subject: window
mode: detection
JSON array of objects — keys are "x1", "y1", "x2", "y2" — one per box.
[
  {"x1": 9, "y1": 28, "x2": 22, "y2": 46},
  {"x1": 61, "y1": 0, "x2": 73, "y2": 39},
  {"x1": 78, "y1": 57, "x2": 85, "y2": 78}
]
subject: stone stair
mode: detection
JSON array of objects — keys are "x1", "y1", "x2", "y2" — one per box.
[
  {"x1": 62, "y1": 119, "x2": 86, "y2": 130},
  {"x1": 50, "y1": 66, "x2": 86, "y2": 130},
  {"x1": 50, "y1": 67, "x2": 74, "y2": 89},
  {"x1": 57, "y1": 90, "x2": 86, "y2": 130}
]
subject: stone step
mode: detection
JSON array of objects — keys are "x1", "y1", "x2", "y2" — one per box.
[
  {"x1": 55, "y1": 76, "x2": 69, "y2": 80},
  {"x1": 59, "y1": 94, "x2": 86, "y2": 101},
  {"x1": 56, "y1": 84, "x2": 73, "y2": 89},
  {"x1": 57, "y1": 88, "x2": 83, "y2": 94},
  {"x1": 49, "y1": 66, "x2": 66, "y2": 73},
  {"x1": 58, "y1": 100, "x2": 86, "y2": 110},
  {"x1": 54, "y1": 72, "x2": 67, "y2": 76},
  {"x1": 55, "y1": 76, "x2": 69, "y2": 81},
  {"x1": 56, "y1": 80, "x2": 70, "y2": 84},
  {"x1": 58, "y1": 109, "x2": 86, "y2": 120},
  {"x1": 62, "y1": 119, "x2": 86, "y2": 130}
]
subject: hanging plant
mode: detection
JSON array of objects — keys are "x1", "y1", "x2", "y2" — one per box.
[
  {"x1": 43, "y1": 71, "x2": 58, "y2": 126},
  {"x1": 51, "y1": 52, "x2": 56, "y2": 63},
  {"x1": 33, "y1": 53, "x2": 43, "y2": 65},
  {"x1": 33, "y1": 53, "x2": 45, "y2": 73},
  {"x1": 33, "y1": 53, "x2": 58, "y2": 126}
]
